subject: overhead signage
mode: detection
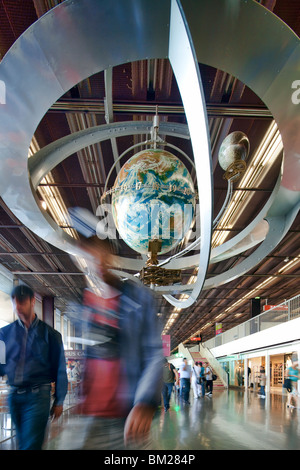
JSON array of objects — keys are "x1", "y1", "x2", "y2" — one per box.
[
  {"x1": 162, "y1": 335, "x2": 171, "y2": 356},
  {"x1": 190, "y1": 336, "x2": 202, "y2": 342},
  {"x1": 263, "y1": 305, "x2": 288, "y2": 311}
]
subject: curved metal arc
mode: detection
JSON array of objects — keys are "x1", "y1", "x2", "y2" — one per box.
[
  {"x1": 163, "y1": 0, "x2": 213, "y2": 308},
  {"x1": 29, "y1": 121, "x2": 190, "y2": 189},
  {"x1": 0, "y1": 0, "x2": 172, "y2": 256},
  {"x1": 26, "y1": 0, "x2": 298, "y2": 298},
  {"x1": 204, "y1": 210, "x2": 300, "y2": 291},
  {"x1": 102, "y1": 138, "x2": 195, "y2": 197},
  {"x1": 153, "y1": 200, "x2": 300, "y2": 296},
  {"x1": 0, "y1": 0, "x2": 298, "y2": 308}
]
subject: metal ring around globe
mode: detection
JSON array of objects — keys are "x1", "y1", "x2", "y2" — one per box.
[
  {"x1": 29, "y1": 115, "x2": 266, "y2": 273},
  {"x1": 29, "y1": 121, "x2": 191, "y2": 190},
  {"x1": 103, "y1": 140, "x2": 149, "y2": 198},
  {"x1": 29, "y1": 113, "x2": 276, "y2": 274},
  {"x1": 0, "y1": 0, "x2": 298, "y2": 306}
]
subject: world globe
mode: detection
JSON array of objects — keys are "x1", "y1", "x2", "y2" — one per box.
[{"x1": 111, "y1": 148, "x2": 196, "y2": 255}]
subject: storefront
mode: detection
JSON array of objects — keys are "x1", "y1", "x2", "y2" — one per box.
[{"x1": 218, "y1": 356, "x2": 244, "y2": 388}]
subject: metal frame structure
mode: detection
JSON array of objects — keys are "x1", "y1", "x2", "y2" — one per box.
[{"x1": 0, "y1": 0, "x2": 299, "y2": 311}]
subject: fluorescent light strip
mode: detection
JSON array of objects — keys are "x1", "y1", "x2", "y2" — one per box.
[
  {"x1": 212, "y1": 121, "x2": 283, "y2": 248},
  {"x1": 224, "y1": 253, "x2": 300, "y2": 314}
]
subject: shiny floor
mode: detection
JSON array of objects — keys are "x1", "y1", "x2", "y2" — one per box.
[{"x1": 1, "y1": 388, "x2": 300, "y2": 450}]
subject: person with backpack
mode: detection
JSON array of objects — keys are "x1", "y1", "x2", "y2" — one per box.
[
  {"x1": 192, "y1": 361, "x2": 201, "y2": 399},
  {"x1": 286, "y1": 361, "x2": 300, "y2": 409},
  {"x1": 199, "y1": 361, "x2": 206, "y2": 397},
  {"x1": 205, "y1": 362, "x2": 213, "y2": 397},
  {"x1": 179, "y1": 358, "x2": 192, "y2": 404},
  {"x1": 162, "y1": 358, "x2": 179, "y2": 412}
]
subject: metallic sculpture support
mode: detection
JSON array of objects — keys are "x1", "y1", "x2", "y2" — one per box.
[
  {"x1": 163, "y1": 0, "x2": 212, "y2": 308},
  {"x1": 0, "y1": 0, "x2": 298, "y2": 306},
  {"x1": 29, "y1": 121, "x2": 190, "y2": 189},
  {"x1": 29, "y1": 121, "x2": 273, "y2": 273}
]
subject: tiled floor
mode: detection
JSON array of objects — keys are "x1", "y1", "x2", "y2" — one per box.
[{"x1": 1, "y1": 389, "x2": 300, "y2": 450}]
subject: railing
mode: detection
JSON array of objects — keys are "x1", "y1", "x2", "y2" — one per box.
[
  {"x1": 198, "y1": 343, "x2": 228, "y2": 387},
  {"x1": 178, "y1": 342, "x2": 228, "y2": 387},
  {"x1": 204, "y1": 293, "x2": 300, "y2": 350}
]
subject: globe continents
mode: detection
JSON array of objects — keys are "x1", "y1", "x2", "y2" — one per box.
[{"x1": 111, "y1": 148, "x2": 196, "y2": 255}]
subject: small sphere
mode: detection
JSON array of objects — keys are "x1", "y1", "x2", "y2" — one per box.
[{"x1": 218, "y1": 131, "x2": 250, "y2": 172}]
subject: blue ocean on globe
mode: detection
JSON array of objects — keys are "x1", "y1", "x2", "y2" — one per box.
[{"x1": 111, "y1": 149, "x2": 196, "y2": 255}]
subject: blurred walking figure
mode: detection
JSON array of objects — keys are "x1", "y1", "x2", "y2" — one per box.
[
  {"x1": 286, "y1": 361, "x2": 300, "y2": 409},
  {"x1": 162, "y1": 358, "x2": 179, "y2": 411},
  {"x1": 68, "y1": 234, "x2": 163, "y2": 449},
  {"x1": 179, "y1": 358, "x2": 191, "y2": 404},
  {"x1": 258, "y1": 366, "x2": 266, "y2": 398},
  {"x1": 205, "y1": 362, "x2": 213, "y2": 397},
  {"x1": 0, "y1": 285, "x2": 68, "y2": 450},
  {"x1": 191, "y1": 362, "x2": 201, "y2": 399},
  {"x1": 199, "y1": 362, "x2": 206, "y2": 397}
]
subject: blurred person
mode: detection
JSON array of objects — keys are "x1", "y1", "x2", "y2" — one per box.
[
  {"x1": 258, "y1": 366, "x2": 266, "y2": 398},
  {"x1": 179, "y1": 358, "x2": 191, "y2": 404},
  {"x1": 175, "y1": 368, "x2": 180, "y2": 396},
  {"x1": 199, "y1": 361, "x2": 206, "y2": 397},
  {"x1": 286, "y1": 361, "x2": 300, "y2": 409},
  {"x1": 64, "y1": 235, "x2": 163, "y2": 450},
  {"x1": 205, "y1": 362, "x2": 213, "y2": 397},
  {"x1": 162, "y1": 358, "x2": 179, "y2": 412},
  {"x1": 191, "y1": 361, "x2": 201, "y2": 399},
  {"x1": 0, "y1": 285, "x2": 68, "y2": 450}
]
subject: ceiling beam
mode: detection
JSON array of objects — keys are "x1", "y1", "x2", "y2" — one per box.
[{"x1": 50, "y1": 99, "x2": 272, "y2": 118}]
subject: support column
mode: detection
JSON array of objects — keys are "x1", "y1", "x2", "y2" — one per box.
[
  {"x1": 266, "y1": 353, "x2": 270, "y2": 394},
  {"x1": 244, "y1": 357, "x2": 248, "y2": 390},
  {"x1": 42, "y1": 296, "x2": 54, "y2": 328}
]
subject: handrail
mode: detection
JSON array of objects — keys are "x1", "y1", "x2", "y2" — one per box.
[
  {"x1": 177, "y1": 342, "x2": 228, "y2": 388},
  {"x1": 204, "y1": 293, "x2": 300, "y2": 350},
  {"x1": 198, "y1": 343, "x2": 228, "y2": 387}
]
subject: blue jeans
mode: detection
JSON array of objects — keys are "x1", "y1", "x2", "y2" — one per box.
[
  {"x1": 9, "y1": 384, "x2": 51, "y2": 450},
  {"x1": 162, "y1": 382, "x2": 174, "y2": 410},
  {"x1": 201, "y1": 379, "x2": 205, "y2": 397}
]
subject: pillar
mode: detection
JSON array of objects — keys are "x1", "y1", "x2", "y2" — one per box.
[
  {"x1": 244, "y1": 357, "x2": 248, "y2": 390},
  {"x1": 265, "y1": 353, "x2": 270, "y2": 394}
]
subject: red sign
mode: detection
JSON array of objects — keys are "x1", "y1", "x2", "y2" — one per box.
[
  {"x1": 190, "y1": 336, "x2": 202, "y2": 342},
  {"x1": 162, "y1": 335, "x2": 171, "y2": 356}
]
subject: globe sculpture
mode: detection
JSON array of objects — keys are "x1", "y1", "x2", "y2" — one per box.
[
  {"x1": 111, "y1": 149, "x2": 196, "y2": 255},
  {"x1": 218, "y1": 131, "x2": 250, "y2": 181}
]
